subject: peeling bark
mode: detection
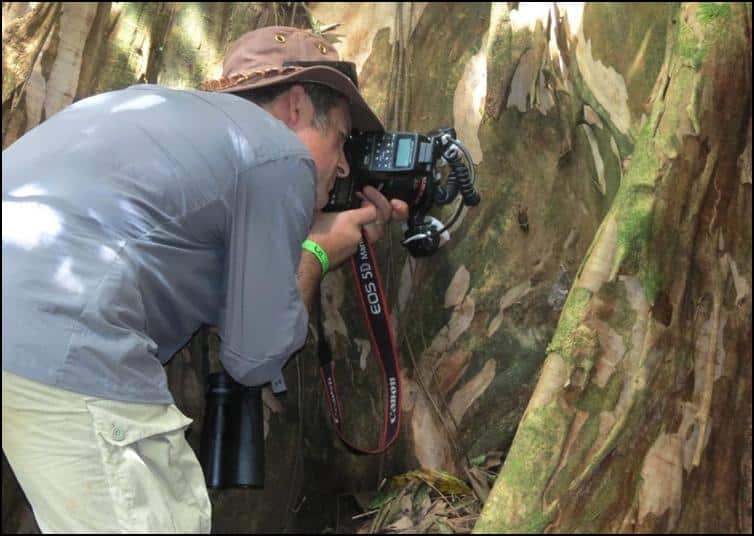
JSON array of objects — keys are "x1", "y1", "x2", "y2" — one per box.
[
  {"x1": 476, "y1": 3, "x2": 752, "y2": 532},
  {"x1": 2, "y1": 2, "x2": 750, "y2": 534}
]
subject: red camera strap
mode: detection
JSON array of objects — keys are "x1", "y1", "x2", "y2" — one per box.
[{"x1": 317, "y1": 232, "x2": 402, "y2": 454}]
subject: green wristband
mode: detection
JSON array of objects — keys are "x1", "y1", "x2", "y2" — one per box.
[{"x1": 302, "y1": 239, "x2": 330, "y2": 275}]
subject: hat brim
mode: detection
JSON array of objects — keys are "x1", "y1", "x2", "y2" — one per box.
[{"x1": 208, "y1": 65, "x2": 384, "y2": 132}]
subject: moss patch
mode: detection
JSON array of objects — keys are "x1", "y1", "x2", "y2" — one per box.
[
  {"x1": 478, "y1": 401, "x2": 565, "y2": 532},
  {"x1": 544, "y1": 412, "x2": 601, "y2": 500},
  {"x1": 677, "y1": 17, "x2": 706, "y2": 70},
  {"x1": 576, "y1": 370, "x2": 624, "y2": 414},
  {"x1": 611, "y1": 110, "x2": 664, "y2": 299},
  {"x1": 697, "y1": 3, "x2": 732, "y2": 24},
  {"x1": 596, "y1": 279, "x2": 638, "y2": 351},
  {"x1": 547, "y1": 286, "x2": 593, "y2": 364}
]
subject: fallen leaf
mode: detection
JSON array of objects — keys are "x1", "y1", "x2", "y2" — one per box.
[
  {"x1": 413, "y1": 485, "x2": 433, "y2": 518},
  {"x1": 399, "y1": 494, "x2": 412, "y2": 516},
  {"x1": 429, "y1": 501, "x2": 448, "y2": 516},
  {"x1": 385, "y1": 515, "x2": 413, "y2": 532},
  {"x1": 392, "y1": 468, "x2": 473, "y2": 497}
]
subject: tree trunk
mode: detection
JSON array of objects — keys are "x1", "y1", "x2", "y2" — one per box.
[
  {"x1": 476, "y1": 3, "x2": 752, "y2": 532},
  {"x1": 1, "y1": 2, "x2": 62, "y2": 143},
  {"x1": 2, "y1": 2, "x2": 750, "y2": 534}
]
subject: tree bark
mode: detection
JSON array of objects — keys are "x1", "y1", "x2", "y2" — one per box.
[
  {"x1": 475, "y1": 3, "x2": 752, "y2": 532},
  {"x1": 2, "y1": 2, "x2": 751, "y2": 534},
  {"x1": 1, "y1": 2, "x2": 61, "y2": 143}
]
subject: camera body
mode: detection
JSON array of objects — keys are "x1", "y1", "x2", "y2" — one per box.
[
  {"x1": 323, "y1": 128, "x2": 479, "y2": 257},
  {"x1": 323, "y1": 130, "x2": 442, "y2": 212}
]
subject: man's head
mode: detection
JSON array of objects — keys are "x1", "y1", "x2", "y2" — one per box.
[
  {"x1": 237, "y1": 82, "x2": 351, "y2": 209},
  {"x1": 200, "y1": 26, "x2": 384, "y2": 210}
]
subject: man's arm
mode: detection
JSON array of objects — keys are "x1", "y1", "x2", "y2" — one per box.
[
  {"x1": 296, "y1": 203, "x2": 378, "y2": 313},
  {"x1": 298, "y1": 249, "x2": 323, "y2": 312}
]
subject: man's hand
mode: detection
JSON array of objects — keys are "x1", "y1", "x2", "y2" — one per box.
[
  {"x1": 298, "y1": 187, "x2": 409, "y2": 313},
  {"x1": 308, "y1": 185, "x2": 409, "y2": 269},
  {"x1": 356, "y1": 185, "x2": 410, "y2": 243}
]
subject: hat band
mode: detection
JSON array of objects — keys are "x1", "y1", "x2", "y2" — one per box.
[{"x1": 199, "y1": 65, "x2": 304, "y2": 92}]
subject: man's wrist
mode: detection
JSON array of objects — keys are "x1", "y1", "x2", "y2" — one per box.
[{"x1": 302, "y1": 239, "x2": 329, "y2": 275}]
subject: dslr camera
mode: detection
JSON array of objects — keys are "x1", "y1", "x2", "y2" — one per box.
[{"x1": 323, "y1": 127, "x2": 480, "y2": 256}]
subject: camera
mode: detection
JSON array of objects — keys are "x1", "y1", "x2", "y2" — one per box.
[{"x1": 323, "y1": 128, "x2": 480, "y2": 257}]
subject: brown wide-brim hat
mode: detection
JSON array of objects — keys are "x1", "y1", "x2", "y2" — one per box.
[{"x1": 199, "y1": 26, "x2": 383, "y2": 132}]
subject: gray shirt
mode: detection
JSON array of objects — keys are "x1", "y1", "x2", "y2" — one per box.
[{"x1": 2, "y1": 84, "x2": 316, "y2": 404}]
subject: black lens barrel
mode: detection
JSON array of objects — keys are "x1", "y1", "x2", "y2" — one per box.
[{"x1": 199, "y1": 370, "x2": 265, "y2": 489}]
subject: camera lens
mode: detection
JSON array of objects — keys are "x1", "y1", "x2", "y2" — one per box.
[{"x1": 199, "y1": 371, "x2": 265, "y2": 489}]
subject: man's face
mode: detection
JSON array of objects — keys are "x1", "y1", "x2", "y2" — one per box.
[{"x1": 293, "y1": 97, "x2": 352, "y2": 210}]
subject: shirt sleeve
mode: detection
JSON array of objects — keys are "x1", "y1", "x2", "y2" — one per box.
[{"x1": 219, "y1": 154, "x2": 316, "y2": 386}]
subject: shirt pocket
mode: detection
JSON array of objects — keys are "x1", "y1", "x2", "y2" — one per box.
[{"x1": 85, "y1": 400, "x2": 210, "y2": 532}]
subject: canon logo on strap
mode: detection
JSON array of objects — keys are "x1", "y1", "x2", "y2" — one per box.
[{"x1": 388, "y1": 377, "x2": 398, "y2": 424}]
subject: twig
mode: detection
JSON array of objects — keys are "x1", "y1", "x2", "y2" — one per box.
[
  {"x1": 291, "y1": 496, "x2": 307, "y2": 514},
  {"x1": 352, "y1": 509, "x2": 380, "y2": 520}
]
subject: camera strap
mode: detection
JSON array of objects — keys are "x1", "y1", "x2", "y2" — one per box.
[{"x1": 317, "y1": 232, "x2": 402, "y2": 454}]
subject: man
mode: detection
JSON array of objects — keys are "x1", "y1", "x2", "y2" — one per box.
[{"x1": 2, "y1": 25, "x2": 407, "y2": 533}]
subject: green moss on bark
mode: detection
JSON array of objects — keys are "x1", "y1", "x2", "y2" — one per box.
[
  {"x1": 544, "y1": 413, "x2": 600, "y2": 500},
  {"x1": 474, "y1": 401, "x2": 565, "y2": 532},
  {"x1": 547, "y1": 287, "x2": 593, "y2": 364},
  {"x1": 677, "y1": 18, "x2": 706, "y2": 70},
  {"x1": 697, "y1": 3, "x2": 732, "y2": 24},
  {"x1": 577, "y1": 372, "x2": 624, "y2": 414}
]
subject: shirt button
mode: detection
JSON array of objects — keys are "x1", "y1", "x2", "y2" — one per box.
[{"x1": 112, "y1": 426, "x2": 125, "y2": 441}]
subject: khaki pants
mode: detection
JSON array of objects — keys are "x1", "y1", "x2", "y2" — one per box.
[{"x1": 2, "y1": 370, "x2": 211, "y2": 533}]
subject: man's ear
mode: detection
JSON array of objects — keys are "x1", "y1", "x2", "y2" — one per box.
[{"x1": 285, "y1": 84, "x2": 308, "y2": 129}]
